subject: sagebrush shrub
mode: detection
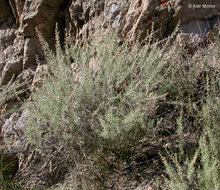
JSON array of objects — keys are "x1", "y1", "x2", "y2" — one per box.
[
  {"x1": 25, "y1": 32, "x2": 168, "y2": 159},
  {"x1": 24, "y1": 29, "x2": 220, "y2": 189},
  {"x1": 160, "y1": 42, "x2": 220, "y2": 190}
]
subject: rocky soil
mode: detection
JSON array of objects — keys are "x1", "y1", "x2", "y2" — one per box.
[{"x1": 0, "y1": 0, "x2": 220, "y2": 189}]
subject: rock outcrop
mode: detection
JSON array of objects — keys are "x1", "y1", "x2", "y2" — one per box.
[
  {"x1": 0, "y1": 0, "x2": 219, "y2": 87},
  {"x1": 0, "y1": 0, "x2": 220, "y2": 188}
]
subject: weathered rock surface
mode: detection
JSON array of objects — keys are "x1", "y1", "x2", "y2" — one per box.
[
  {"x1": 1, "y1": 109, "x2": 71, "y2": 188},
  {"x1": 2, "y1": 110, "x2": 28, "y2": 151},
  {"x1": 0, "y1": 0, "x2": 219, "y2": 86},
  {"x1": 0, "y1": 0, "x2": 220, "y2": 188}
]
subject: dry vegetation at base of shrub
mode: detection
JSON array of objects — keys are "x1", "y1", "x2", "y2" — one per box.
[
  {"x1": 0, "y1": 80, "x2": 29, "y2": 189},
  {"x1": 20, "y1": 31, "x2": 220, "y2": 189}
]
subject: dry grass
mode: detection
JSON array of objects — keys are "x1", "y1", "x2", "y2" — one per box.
[{"x1": 1, "y1": 30, "x2": 218, "y2": 189}]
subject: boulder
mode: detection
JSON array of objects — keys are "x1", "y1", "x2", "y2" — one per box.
[
  {"x1": 23, "y1": 37, "x2": 44, "y2": 69},
  {"x1": 2, "y1": 110, "x2": 29, "y2": 153},
  {"x1": 0, "y1": 0, "x2": 13, "y2": 25},
  {"x1": 0, "y1": 0, "x2": 67, "y2": 86}
]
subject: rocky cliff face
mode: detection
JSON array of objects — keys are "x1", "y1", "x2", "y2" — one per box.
[
  {"x1": 0, "y1": 0, "x2": 220, "y2": 87},
  {"x1": 0, "y1": 0, "x2": 220, "y2": 188}
]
